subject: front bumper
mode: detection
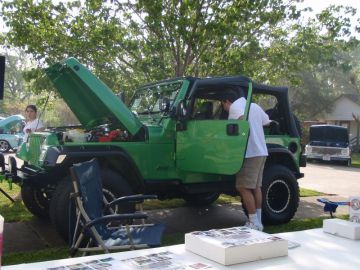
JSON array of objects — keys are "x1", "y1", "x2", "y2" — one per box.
[
  {"x1": 305, "y1": 154, "x2": 351, "y2": 162},
  {"x1": 0, "y1": 153, "x2": 47, "y2": 184}
]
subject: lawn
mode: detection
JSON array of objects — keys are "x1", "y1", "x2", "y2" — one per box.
[
  {"x1": 0, "y1": 180, "x2": 335, "y2": 266},
  {"x1": 0, "y1": 181, "x2": 324, "y2": 222},
  {"x1": 352, "y1": 152, "x2": 360, "y2": 167}
]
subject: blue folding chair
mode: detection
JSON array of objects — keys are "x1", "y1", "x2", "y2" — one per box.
[
  {"x1": 69, "y1": 158, "x2": 165, "y2": 257},
  {"x1": 317, "y1": 198, "x2": 349, "y2": 218}
]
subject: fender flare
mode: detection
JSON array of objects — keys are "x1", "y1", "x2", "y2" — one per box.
[{"x1": 266, "y1": 146, "x2": 302, "y2": 179}]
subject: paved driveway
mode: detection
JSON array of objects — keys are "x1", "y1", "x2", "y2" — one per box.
[{"x1": 299, "y1": 163, "x2": 360, "y2": 197}]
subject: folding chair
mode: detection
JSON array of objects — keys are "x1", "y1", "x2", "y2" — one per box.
[
  {"x1": 69, "y1": 158, "x2": 165, "y2": 257},
  {"x1": 317, "y1": 198, "x2": 350, "y2": 218}
]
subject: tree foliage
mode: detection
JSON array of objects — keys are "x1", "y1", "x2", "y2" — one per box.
[
  {"x1": 1, "y1": 0, "x2": 359, "y2": 119},
  {"x1": 1, "y1": 1, "x2": 301, "y2": 91}
]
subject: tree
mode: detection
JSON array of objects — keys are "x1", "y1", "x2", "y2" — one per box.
[
  {"x1": 1, "y1": 0, "x2": 302, "y2": 93},
  {"x1": 0, "y1": 35, "x2": 34, "y2": 115},
  {"x1": 261, "y1": 5, "x2": 360, "y2": 118},
  {"x1": 1, "y1": 0, "x2": 359, "y2": 119}
]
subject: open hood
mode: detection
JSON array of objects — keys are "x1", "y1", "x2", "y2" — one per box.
[
  {"x1": 45, "y1": 58, "x2": 142, "y2": 135},
  {"x1": 309, "y1": 125, "x2": 349, "y2": 144}
]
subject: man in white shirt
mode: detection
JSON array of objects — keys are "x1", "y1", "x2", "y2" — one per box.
[{"x1": 222, "y1": 90, "x2": 271, "y2": 231}]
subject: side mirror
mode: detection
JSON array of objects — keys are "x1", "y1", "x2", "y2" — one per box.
[
  {"x1": 176, "y1": 100, "x2": 187, "y2": 119},
  {"x1": 159, "y1": 97, "x2": 170, "y2": 112},
  {"x1": 175, "y1": 100, "x2": 188, "y2": 131}
]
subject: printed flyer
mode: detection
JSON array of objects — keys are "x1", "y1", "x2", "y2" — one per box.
[{"x1": 120, "y1": 251, "x2": 217, "y2": 270}]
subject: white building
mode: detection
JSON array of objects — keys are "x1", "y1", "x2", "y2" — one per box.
[{"x1": 320, "y1": 94, "x2": 360, "y2": 149}]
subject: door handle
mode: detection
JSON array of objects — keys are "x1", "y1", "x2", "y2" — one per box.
[{"x1": 226, "y1": 123, "x2": 239, "y2": 136}]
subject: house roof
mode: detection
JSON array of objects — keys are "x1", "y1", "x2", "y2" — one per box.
[
  {"x1": 319, "y1": 94, "x2": 360, "y2": 121},
  {"x1": 335, "y1": 94, "x2": 359, "y2": 104}
]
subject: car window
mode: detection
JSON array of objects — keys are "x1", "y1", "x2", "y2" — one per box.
[{"x1": 254, "y1": 94, "x2": 277, "y2": 111}]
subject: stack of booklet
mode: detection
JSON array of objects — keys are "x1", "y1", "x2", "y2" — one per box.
[{"x1": 185, "y1": 226, "x2": 288, "y2": 265}]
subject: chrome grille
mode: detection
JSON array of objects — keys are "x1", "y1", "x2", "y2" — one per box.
[{"x1": 311, "y1": 146, "x2": 343, "y2": 155}]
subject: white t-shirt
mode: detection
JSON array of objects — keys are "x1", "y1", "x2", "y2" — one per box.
[
  {"x1": 228, "y1": 97, "x2": 270, "y2": 158},
  {"x1": 23, "y1": 119, "x2": 44, "y2": 142}
]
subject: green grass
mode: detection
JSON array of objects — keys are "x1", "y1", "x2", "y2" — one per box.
[
  {"x1": 0, "y1": 179, "x2": 336, "y2": 266},
  {"x1": 0, "y1": 181, "x2": 325, "y2": 222},
  {"x1": 352, "y1": 153, "x2": 360, "y2": 167},
  {"x1": 0, "y1": 181, "x2": 33, "y2": 222},
  {"x1": 299, "y1": 188, "x2": 324, "y2": 197}
]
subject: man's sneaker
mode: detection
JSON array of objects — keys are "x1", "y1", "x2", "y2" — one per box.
[{"x1": 245, "y1": 221, "x2": 264, "y2": 231}]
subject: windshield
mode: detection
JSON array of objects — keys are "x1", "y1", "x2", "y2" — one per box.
[{"x1": 129, "y1": 80, "x2": 183, "y2": 115}]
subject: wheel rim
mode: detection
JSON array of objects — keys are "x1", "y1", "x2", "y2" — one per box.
[
  {"x1": 265, "y1": 179, "x2": 290, "y2": 213},
  {"x1": 33, "y1": 189, "x2": 50, "y2": 210},
  {"x1": 0, "y1": 140, "x2": 9, "y2": 152}
]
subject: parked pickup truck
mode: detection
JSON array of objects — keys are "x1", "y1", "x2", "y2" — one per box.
[
  {"x1": 0, "y1": 58, "x2": 306, "y2": 239},
  {"x1": 305, "y1": 124, "x2": 351, "y2": 166}
]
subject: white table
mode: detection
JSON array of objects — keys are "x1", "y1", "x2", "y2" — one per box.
[{"x1": 2, "y1": 228, "x2": 360, "y2": 269}]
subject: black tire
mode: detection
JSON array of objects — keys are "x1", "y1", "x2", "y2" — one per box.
[
  {"x1": 21, "y1": 185, "x2": 51, "y2": 218},
  {"x1": 0, "y1": 140, "x2": 10, "y2": 153},
  {"x1": 342, "y1": 159, "x2": 351, "y2": 166},
  {"x1": 184, "y1": 192, "x2": 220, "y2": 206},
  {"x1": 49, "y1": 178, "x2": 74, "y2": 241},
  {"x1": 49, "y1": 169, "x2": 135, "y2": 241},
  {"x1": 262, "y1": 165, "x2": 299, "y2": 225}
]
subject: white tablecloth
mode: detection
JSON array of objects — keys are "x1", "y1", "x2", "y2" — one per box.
[{"x1": 2, "y1": 228, "x2": 360, "y2": 270}]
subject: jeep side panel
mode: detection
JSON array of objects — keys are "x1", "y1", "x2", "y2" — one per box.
[{"x1": 176, "y1": 119, "x2": 250, "y2": 174}]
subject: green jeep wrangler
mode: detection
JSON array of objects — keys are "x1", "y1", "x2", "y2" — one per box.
[{"x1": 0, "y1": 58, "x2": 305, "y2": 239}]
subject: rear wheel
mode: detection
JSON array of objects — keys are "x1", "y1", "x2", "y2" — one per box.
[
  {"x1": 184, "y1": 192, "x2": 220, "y2": 206},
  {"x1": 0, "y1": 140, "x2": 10, "y2": 152},
  {"x1": 49, "y1": 169, "x2": 135, "y2": 241},
  {"x1": 262, "y1": 165, "x2": 299, "y2": 225},
  {"x1": 342, "y1": 159, "x2": 351, "y2": 166},
  {"x1": 21, "y1": 185, "x2": 51, "y2": 218}
]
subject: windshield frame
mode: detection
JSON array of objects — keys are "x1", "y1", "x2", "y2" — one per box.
[{"x1": 129, "y1": 79, "x2": 185, "y2": 116}]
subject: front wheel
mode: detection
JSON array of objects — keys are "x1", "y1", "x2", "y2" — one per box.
[
  {"x1": 0, "y1": 140, "x2": 10, "y2": 153},
  {"x1": 49, "y1": 169, "x2": 135, "y2": 241},
  {"x1": 262, "y1": 165, "x2": 299, "y2": 225},
  {"x1": 21, "y1": 185, "x2": 51, "y2": 218},
  {"x1": 342, "y1": 159, "x2": 351, "y2": 166}
]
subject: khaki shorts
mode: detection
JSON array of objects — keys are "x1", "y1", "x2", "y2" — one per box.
[{"x1": 236, "y1": 156, "x2": 267, "y2": 189}]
